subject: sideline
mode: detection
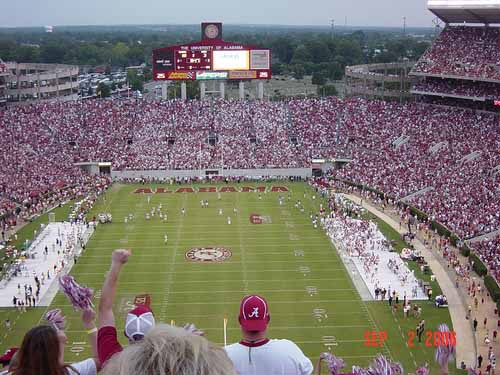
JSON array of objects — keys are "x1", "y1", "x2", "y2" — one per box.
[{"x1": 344, "y1": 194, "x2": 476, "y2": 369}]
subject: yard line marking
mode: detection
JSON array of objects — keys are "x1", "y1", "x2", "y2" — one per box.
[
  {"x1": 88, "y1": 244, "x2": 333, "y2": 250},
  {"x1": 97, "y1": 225, "x2": 321, "y2": 232},
  {"x1": 75, "y1": 268, "x2": 346, "y2": 275},
  {"x1": 65, "y1": 325, "x2": 370, "y2": 333},
  {"x1": 82, "y1": 250, "x2": 334, "y2": 257},
  {"x1": 115, "y1": 277, "x2": 349, "y2": 285},
  {"x1": 235, "y1": 192, "x2": 249, "y2": 294},
  {"x1": 58, "y1": 288, "x2": 356, "y2": 295},
  {"x1": 84, "y1": 237, "x2": 329, "y2": 242},
  {"x1": 63, "y1": 311, "x2": 368, "y2": 320},
  {"x1": 55, "y1": 299, "x2": 366, "y2": 308},
  {"x1": 78, "y1": 260, "x2": 343, "y2": 266},
  {"x1": 159, "y1": 192, "x2": 186, "y2": 321}
]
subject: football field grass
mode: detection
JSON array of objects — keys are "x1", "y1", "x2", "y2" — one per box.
[{"x1": 0, "y1": 182, "x2": 460, "y2": 373}]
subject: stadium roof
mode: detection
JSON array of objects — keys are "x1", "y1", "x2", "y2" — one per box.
[{"x1": 428, "y1": 0, "x2": 500, "y2": 23}]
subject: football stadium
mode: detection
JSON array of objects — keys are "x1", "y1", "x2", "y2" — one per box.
[{"x1": 0, "y1": 1, "x2": 499, "y2": 375}]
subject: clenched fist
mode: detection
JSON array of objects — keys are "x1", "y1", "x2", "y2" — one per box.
[{"x1": 112, "y1": 249, "x2": 131, "y2": 265}]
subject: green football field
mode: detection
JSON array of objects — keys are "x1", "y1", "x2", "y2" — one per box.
[{"x1": 0, "y1": 182, "x2": 460, "y2": 373}]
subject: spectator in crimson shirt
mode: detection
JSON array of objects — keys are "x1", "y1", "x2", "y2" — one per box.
[{"x1": 97, "y1": 249, "x2": 155, "y2": 366}]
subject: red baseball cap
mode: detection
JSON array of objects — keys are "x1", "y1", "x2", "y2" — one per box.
[
  {"x1": 125, "y1": 305, "x2": 155, "y2": 341},
  {"x1": 238, "y1": 295, "x2": 270, "y2": 332},
  {"x1": 0, "y1": 348, "x2": 18, "y2": 365}
]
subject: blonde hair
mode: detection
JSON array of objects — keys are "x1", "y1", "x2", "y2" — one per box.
[{"x1": 102, "y1": 324, "x2": 237, "y2": 375}]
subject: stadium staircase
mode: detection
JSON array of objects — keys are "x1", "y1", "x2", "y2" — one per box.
[
  {"x1": 493, "y1": 164, "x2": 500, "y2": 176},
  {"x1": 428, "y1": 141, "x2": 448, "y2": 155},
  {"x1": 459, "y1": 151, "x2": 482, "y2": 164},
  {"x1": 392, "y1": 134, "x2": 410, "y2": 149},
  {"x1": 285, "y1": 104, "x2": 298, "y2": 146},
  {"x1": 400, "y1": 186, "x2": 434, "y2": 203},
  {"x1": 467, "y1": 229, "x2": 500, "y2": 243}
]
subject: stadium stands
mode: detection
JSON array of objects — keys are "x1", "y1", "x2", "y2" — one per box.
[
  {"x1": 470, "y1": 236, "x2": 500, "y2": 283},
  {"x1": 412, "y1": 26, "x2": 500, "y2": 81},
  {"x1": 0, "y1": 97, "x2": 498, "y2": 242},
  {"x1": 413, "y1": 78, "x2": 500, "y2": 100}
]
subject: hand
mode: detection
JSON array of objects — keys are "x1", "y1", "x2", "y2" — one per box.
[
  {"x1": 112, "y1": 249, "x2": 131, "y2": 265},
  {"x1": 81, "y1": 308, "x2": 96, "y2": 329}
]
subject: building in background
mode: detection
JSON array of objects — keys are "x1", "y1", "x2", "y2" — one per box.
[
  {"x1": 344, "y1": 61, "x2": 415, "y2": 103},
  {"x1": 1, "y1": 62, "x2": 79, "y2": 103},
  {"x1": 0, "y1": 59, "x2": 8, "y2": 106}
]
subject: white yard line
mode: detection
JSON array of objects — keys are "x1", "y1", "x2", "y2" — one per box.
[
  {"x1": 82, "y1": 250, "x2": 333, "y2": 256},
  {"x1": 75, "y1": 268, "x2": 346, "y2": 275},
  {"x1": 64, "y1": 324, "x2": 371, "y2": 333},
  {"x1": 55, "y1": 299, "x2": 365, "y2": 308},
  {"x1": 114, "y1": 277, "x2": 349, "y2": 285},
  {"x1": 158, "y1": 193, "x2": 186, "y2": 322},
  {"x1": 62, "y1": 310, "x2": 368, "y2": 320},
  {"x1": 78, "y1": 260, "x2": 344, "y2": 266}
]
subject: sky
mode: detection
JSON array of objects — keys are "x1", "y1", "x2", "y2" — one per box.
[{"x1": 2, "y1": 0, "x2": 436, "y2": 28}]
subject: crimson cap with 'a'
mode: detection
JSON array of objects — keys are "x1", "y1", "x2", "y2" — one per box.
[
  {"x1": 124, "y1": 305, "x2": 155, "y2": 341},
  {"x1": 239, "y1": 295, "x2": 270, "y2": 332}
]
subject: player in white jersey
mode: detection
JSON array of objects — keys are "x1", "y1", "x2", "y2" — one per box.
[
  {"x1": 164, "y1": 234, "x2": 168, "y2": 245},
  {"x1": 225, "y1": 295, "x2": 313, "y2": 375}
]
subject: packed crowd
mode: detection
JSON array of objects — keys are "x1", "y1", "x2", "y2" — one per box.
[
  {"x1": 412, "y1": 26, "x2": 500, "y2": 80},
  {"x1": 413, "y1": 78, "x2": 500, "y2": 100},
  {"x1": 331, "y1": 98, "x2": 499, "y2": 239},
  {"x1": 471, "y1": 236, "x2": 500, "y2": 283},
  {"x1": 1, "y1": 97, "x2": 498, "y2": 241}
]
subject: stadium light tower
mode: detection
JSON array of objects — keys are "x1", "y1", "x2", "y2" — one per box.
[
  {"x1": 331, "y1": 19, "x2": 335, "y2": 38},
  {"x1": 403, "y1": 16, "x2": 407, "y2": 35}
]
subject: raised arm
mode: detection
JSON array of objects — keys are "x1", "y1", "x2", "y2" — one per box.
[
  {"x1": 314, "y1": 357, "x2": 322, "y2": 375},
  {"x1": 98, "y1": 249, "x2": 131, "y2": 328},
  {"x1": 81, "y1": 307, "x2": 100, "y2": 370}
]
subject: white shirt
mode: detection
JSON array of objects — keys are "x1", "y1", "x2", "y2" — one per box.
[
  {"x1": 225, "y1": 339, "x2": 313, "y2": 375},
  {"x1": 68, "y1": 358, "x2": 97, "y2": 375}
]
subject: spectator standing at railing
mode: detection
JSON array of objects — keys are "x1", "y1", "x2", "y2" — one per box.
[{"x1": 225, "y1": 295, "x2": 313, "y2": 375}]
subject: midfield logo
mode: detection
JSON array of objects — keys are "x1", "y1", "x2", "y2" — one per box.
[{"x1": 185, "y1": 247, "x2": 232, "y2": 263}]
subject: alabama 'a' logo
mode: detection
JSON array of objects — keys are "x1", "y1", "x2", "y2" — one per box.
[{"x1": 185, "y1": 247, "x2": 232, "y2": 263}]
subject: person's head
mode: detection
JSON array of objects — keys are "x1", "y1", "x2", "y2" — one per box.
[
  {"x1": 238, "y1": 295, "x2": 270, "y2": 337},
  {"x1": 102, "y1": 324, "x2": 237, "y2": 375},
  {"x1": 13, "y1": 325, "x2": 70, "y2": 375},
  {"x1": 125, "y1": 305, "x2": 156, "y2": 343}
]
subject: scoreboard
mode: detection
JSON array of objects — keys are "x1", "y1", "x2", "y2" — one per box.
[
  {"x1": 153, "y1": 43, "x2": 271, "y2": 81},
  {"x1": 175, "y1": 50, "x2": 211, "y2": 71}
]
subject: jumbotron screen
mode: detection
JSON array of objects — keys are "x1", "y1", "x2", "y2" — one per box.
[{"x1": 153, "y1": 43, "x2": 271, "y2": 81}]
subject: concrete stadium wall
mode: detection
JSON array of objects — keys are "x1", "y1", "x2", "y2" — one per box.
[{"x1": 111, "y1": 168, "x2": 312, "y2": 179}]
